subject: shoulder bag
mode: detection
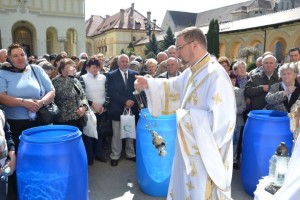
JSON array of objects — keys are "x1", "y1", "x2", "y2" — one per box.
[{"x1": 31, "y1": 66, "x2": 60, "y2": 125}]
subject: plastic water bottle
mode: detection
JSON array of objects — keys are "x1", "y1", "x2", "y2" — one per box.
[
  {"x1": 28, "y1": 111, "x2": 37, "y2": 120},
  {"x1": 268, "y1": 154, "x2": 277, "y2": 183},
  {"x1": 273, "y1": 156, "x2": 289, "y2": 187},
  {"x1": 0, "y1": 166, "x2": 11, "y2": 182}
]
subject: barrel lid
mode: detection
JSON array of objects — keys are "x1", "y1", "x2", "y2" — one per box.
[
  {"x1": 20, "y1": 125, "x2": 81, "y2": 143},
  {"x1": 248, "y1": 110, "x2": 289, "y2": 121}
]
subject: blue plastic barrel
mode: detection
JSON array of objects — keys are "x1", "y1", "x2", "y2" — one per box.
[
  {"x1": 16, "y1": 125, "x2": 88, "y2": 200},
  {"x1": 241, "y1": 110, "x2": 293, "y2": 196},
  {"x1": 136, "y1": 108, "x2": 177, "y2": 197}
]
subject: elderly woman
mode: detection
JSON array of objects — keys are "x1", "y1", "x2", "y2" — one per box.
[
  {"x1": 0, "y1": 43, "x2": 55, "y2": 199},
  {"x1": 233, "y1": 60, "x2": 249, "y2": 89},
  {"x1": 52, "y1": 58, "x2": 88, "y2": 129},
  {"x1": 265, "y1": 62, "x2": 300, "y2": 112},
  {"x1": 145, "y1": 58, "x2": 158, "y2": 77}
]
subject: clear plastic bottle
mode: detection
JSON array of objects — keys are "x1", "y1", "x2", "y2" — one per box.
[
  {"x1": 272, "y1": 142, "x2": 289, "y2": 187},
  {"x1": 268, "y1": 154, "x2": 277, "y2": 183},
  {"x1": 273, "y1": 156, "x2": 289, "y2": 187}
]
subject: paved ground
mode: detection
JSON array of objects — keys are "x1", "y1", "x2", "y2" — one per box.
[{"x1": 88, "y1": 149, "x2": 253, "y2": 200}]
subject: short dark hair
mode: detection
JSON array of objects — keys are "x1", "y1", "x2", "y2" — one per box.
[
  {"x1": 54, "y1": 54, "x2": 64, "y2": 68},
  {"x1": 86, "y1": 58, "x2": 100, "y2": 68},
  {"x1": 289, "y1": 47, "x2": 300, "y2": 55},
  {"x1": 229, "y1": 72, "x2": 237, "y2": 79}
]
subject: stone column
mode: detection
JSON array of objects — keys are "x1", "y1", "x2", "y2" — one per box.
[{"x1": 58, "y1": 37, "x2": 66, "y2": 52}]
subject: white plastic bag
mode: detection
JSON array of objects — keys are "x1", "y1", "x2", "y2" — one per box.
[
  {"x1": 120, "y1": 108, "x2": 136, "y2": 139},
  {"x1": 83, "y1": 106, "x2": 98, "y2": 139},
  {"x1": 0, "y1": 110, "x2": 8, "y2": 161}
]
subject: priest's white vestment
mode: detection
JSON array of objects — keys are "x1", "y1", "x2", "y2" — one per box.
[{"x1": 144, "y1": 54, "x2": 236, "y2": 200}]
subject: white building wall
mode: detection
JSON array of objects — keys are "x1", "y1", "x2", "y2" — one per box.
[{"x1": 0, "y1": 0, "x2": 85, "y2": 56}]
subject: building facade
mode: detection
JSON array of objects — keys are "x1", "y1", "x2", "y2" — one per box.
[
  {"x1": 0, "y1": 0, "x2": 85, "y2": 57},
  {"x1": 85, "y1": 3, "x2": 162, "y2": 58},
  {"x1": 219, "y1": 7, "x2": 300, "y2": 62}
]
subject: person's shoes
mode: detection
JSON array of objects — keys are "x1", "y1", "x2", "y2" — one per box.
[
  {"x1": 126, "y1": 157, "x2": 136, "y2": 162},
  {"x1": 95, "y1": 156, "x2": 107, "y2": 163},
  {"x1": 88, "y1": 158, "x2": 94, "y2": 166},
  {"x1": 233, "y1": 163, "x2": 240, "y2": 170},
  {"x1": 110, "y1": 159, "x2": 119, "y2": 167}
]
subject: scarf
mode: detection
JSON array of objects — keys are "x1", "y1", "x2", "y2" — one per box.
[{"x1": 0, "y1": 61, "x2": 27, "y2": 73}]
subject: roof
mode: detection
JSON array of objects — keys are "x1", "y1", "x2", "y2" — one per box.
[
  {"x1": 247, "y1": 0, "x2": 273, "y2": 12},
  {"x1": 167, "y1": 11, "x2": 197, "y2": 26},
  {"x1": 87, "y1": 4, "x2": 162, "y2": 37},
  {"x1": 136, "y1": 7, "x2": 300, "y2": 46},
  {"x1": 195, "y1": 1, "x2": 252, "y2": 26},
  {"x1": 220, "y1": 7, "x2": 300, "y2": 33},
  {"x1": 85, "y1": 15, "x2": 105, "y2": 36}
]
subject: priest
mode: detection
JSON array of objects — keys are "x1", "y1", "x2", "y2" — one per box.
[{"x1": 134, "y1": 27, "x2": 236, "y2": 200}]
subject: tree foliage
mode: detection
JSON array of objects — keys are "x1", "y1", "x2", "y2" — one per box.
[
  {"x1": 127, "y1": 42, "x2": 135, "y2": 50},
  {"x1": 145, "y1": 51, "x2": 156, "y2": 59},
  {"x1": 238, "y1": 47, "x2": 260, "y2": 64},
  {"x1": 162, "y1": 27, "x2": 175, "y2": 50},
  {"x1": 207, "y1": 19, "x2": 220, "y2": 58},
  {"x1": 120, "y1": 42, "x2": 137, "y2": 57},
  {"x1": 144, "y1": 33, "x2": 159, "y2": 55},
  {"x1": 247, "y1": 62, "x2": 256, "y2": 72}
]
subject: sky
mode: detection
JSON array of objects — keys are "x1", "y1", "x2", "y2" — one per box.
[{"x1": 85, "y1": 0, "x2": 250, "y2": 26}]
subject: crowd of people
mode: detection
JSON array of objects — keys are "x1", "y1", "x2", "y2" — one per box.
[
  {"x1": 0, "y1": 26, "x2": 299, "y2": 199},
  {"x1": 218, "y1": 48, "x2": 300, "y2": 171}
]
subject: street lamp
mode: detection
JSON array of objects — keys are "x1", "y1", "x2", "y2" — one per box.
[{"x1": 143, "y1": 11, "x2": 156, "y2": 42}]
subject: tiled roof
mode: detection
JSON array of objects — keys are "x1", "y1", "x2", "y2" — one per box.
[
  {"x1": 195, "y1": 1, "x2": 252, "y2": 26},
  {"x1": 87, "y1": 5, "x2": 162, "y2": 37},
  {"x1": 167, "y1": 11, "x2": 197, "y2": 26},
  {"x1": 85, "y1": 15, "x2": 104, "y2": 37},
  {"x1": 220, "y1": 7, "x2": 300, "y2": 33}
]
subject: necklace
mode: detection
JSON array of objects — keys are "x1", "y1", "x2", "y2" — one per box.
[{"x1": 133, "y1": 89, "x2": 167, "y2": 156}]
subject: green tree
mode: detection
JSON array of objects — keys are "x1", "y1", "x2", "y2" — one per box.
[
  {"x1": 207, "y1": 19, "x2": 220, "y2": 58},
  {"x1": 247, "y1": 62, "x2": 256, "y2": 72},
  {"x1": 145, "y1": 51, "x2": 156, "y2": 59},
  {"x1": 144, "y1": 33, "x2": 159, "y2": 55},
  {"x1": 120, "y1": 42, "x2": 137, "y2": 57},
  {"x1": 127, "y1": 42, "x2": 135, "y2": 50},
  {"x1": 162, "y1": 27, "x2": 175, "y2": 50}
]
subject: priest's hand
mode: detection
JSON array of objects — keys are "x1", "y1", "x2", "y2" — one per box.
[{"x1": 134, "y1": 75, "x2": 148, "y2": 93}]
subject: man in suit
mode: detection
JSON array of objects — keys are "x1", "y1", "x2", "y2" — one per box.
[{"x1": 106, "y1": 54, "x2": 139, "y2": 167}]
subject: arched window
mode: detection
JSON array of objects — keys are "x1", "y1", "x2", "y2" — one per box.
[{"x1": 273, "y1": 41, "x2": 284, "y2": 63}]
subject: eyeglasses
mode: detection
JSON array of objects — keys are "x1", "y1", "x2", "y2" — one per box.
[{"x1": 176, "y1": 41, "x2": 194, "y2": 51}]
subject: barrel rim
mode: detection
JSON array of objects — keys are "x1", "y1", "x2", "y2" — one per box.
[
  {"x1": 20, "y1": 125, "x2": 81, "y2": 143},
  {"x1": 140, "y1": 108, "x2": 176, "y2": 119},
  {"x1": 248, "y1": 110, "x2": 289, "y2": 121}
]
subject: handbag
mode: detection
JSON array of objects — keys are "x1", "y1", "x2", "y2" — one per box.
[
  {"x1": 83, "y1": 106, "x2": 98, "y2": 139},
  {"x1": 31, "y1": 65, "x2": 60, "y2": 125},
  {"x1": 97, "y1": 112, "x2": 112, "y2": 138},
  {"x1": 37, "y1": 102, "x2": 60, "y2": 125},
  {"x1": 120, "y1": 108, "x2": 136, "y2": 139}
]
